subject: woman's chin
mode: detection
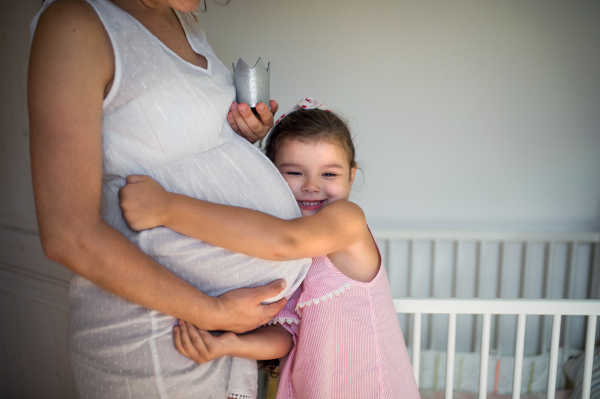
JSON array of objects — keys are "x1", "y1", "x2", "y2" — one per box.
[{"x1": 169, "y1": 0, "x2": 203, "y2": 13}]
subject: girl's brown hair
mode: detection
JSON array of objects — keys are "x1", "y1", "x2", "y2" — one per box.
[{"x1": 265, "y1": 109, "x2": 357, "y2": 170}]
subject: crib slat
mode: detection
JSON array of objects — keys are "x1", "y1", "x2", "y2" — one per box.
[
  {"x1": 562, "y1": 241, "x2": 579, "y2": 385},
  {"x1": 478, "y1": 313, "x2": 491, "y2": 399},
  {"x1": 567, "y1": 242, "x2": 579, "y2": 300},
  {"x1": 474, "y1": 241, "x2": 486, "y2": 353},
  {"x1": 408, "y1": 240, "x2": 414, "y2": 297},
  {"x1": 412, "y1": 312, "x2": 421, "y2": 388},
  {"x1": 522, "y1": 241, "x2": 531, "y2": 298},
  {"x1": 542, "y1": 242, "x2": 555, "y2": 354},
  {"x1": 453, "y1": 240, "x2": 462, "y2": 297},
  {"x1": 497, "y1": 241, "x2": 508, "y2": 356},
  {"x1": 546, "y1": 314, "x2": 561, "y2": 399},
  {"x1": 582, "y1": 315, "x2": 598, "y2": 399},
  {"x1": 429, "y1": 240, "x2": 438, "y2": 350},
  {"x1": 446, "y1": 313, "x2": 457, "y2": 399},
  {"x1": 512, "y1": 314, "x2": 526, "y2": 399}
]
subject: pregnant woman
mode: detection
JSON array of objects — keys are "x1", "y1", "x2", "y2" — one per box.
[{"x1": 28, "y1": 0, "x2": 311, "y2": 398}]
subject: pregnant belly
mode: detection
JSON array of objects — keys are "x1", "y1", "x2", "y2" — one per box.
[
  {"x1": 102, "y1": 133, "x2": 310, "y2": 301},
  {"x1": 138, "y1": 227, "x2": 308, "y2": 301}
]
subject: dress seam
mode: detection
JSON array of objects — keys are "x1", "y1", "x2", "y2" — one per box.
[{"x1": 366, "y1": 287, "x2": 385, "y2": 398}]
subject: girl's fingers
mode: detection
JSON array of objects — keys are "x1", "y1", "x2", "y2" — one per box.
[
  {"x1": 125, "y1": 174, "x2": 147, "y2": 184},
  {"x1": 177, "y1": 321, "x2": 204, "y2": 363},
  {"x1": 197, "y1": 329, "x2": 217, "y2": 352},
  {"x1": 185, "y1": 322, "x2": 209, "y2": 353},
  {"x1": 173, "y1": 325, "x2": 186, "y2": 355}
]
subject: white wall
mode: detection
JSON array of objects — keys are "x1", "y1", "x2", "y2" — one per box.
[{"x1": 198, "y1": 0, "x2": 600, "y2": 231}]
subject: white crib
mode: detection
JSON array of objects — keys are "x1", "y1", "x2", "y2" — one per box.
[
  {"x1": 395, "y1": 298, "x2": 599, "y2": 399},
  {"x1": 373, "y1": 230, "x2": 600, "y2": 399}
]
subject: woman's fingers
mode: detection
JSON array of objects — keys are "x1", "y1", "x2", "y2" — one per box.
[
  {"x1": 250, "y1": 279, "x2": 288, "y2": 325},
  {"x1": 227, "y1": 109, "x2": 241, "y2": 136},
  {"x1": 238, "y1": 103, "x2": 267, "y2": 134},
  {"x1": 253, "y1": 102, "x2": 274, "y2": 129},
  {"x1": 269, "y1": 100, "x2": 279, "y2": 117},
  {"x1": 229, "y1": 100, "x2": 279, "y2": 143},
  {"x1": 253, "y1": 279, "x2": 287, "y2": 302},
  {"x1": 230, "y1": 103, "x2": 253, "y2": 137},
  {"x1": 218, "y1": 279, "x2": 288, "y2": 332}
]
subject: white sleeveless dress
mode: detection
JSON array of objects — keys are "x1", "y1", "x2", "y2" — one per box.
[{"x1": 31, "y1": 1, "x2": 311, "y2": 398}]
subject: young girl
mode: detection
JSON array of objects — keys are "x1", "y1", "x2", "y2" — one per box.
[{"x1": 119, "y1": 98, "x2": 420, "y2": 399}]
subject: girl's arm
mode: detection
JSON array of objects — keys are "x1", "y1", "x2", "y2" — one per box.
[
  {"x1": 173, "y1": 322, "x2": 293, "y2": 363},
  {"x1": 120, "y1": 175, "x2": 367, "y2": 261},
  {"x1": 28, "y1": 0, "x2": 286, "y2": 334}
]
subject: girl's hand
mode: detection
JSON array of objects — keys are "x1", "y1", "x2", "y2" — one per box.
[
  {"x1": 227, "y1": 100, "x2": 279, "y2": 144},
  {"x1": 173, "y1": 320, "x2": 237, "y2": 364},
  {"x1": 118, "y1": 175, "x2": 171, "y2": 231}
]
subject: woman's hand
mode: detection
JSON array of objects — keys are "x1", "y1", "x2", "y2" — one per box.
[
  {"x1": 119, "y1": 175, "x2": 171, "y2": 231},
  {"x1": 214, "y1": 279, "x2": 288, "y2": 333},
  {"x1": 227, "y1": 100, "x2": 279, "y2": 144},
  {"x1": 174, "y1": 321, "x2": 238, "y2": 364}
]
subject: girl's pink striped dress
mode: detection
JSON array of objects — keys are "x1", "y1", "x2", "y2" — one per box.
[{"x1": 271, "y1": 253, "x2": 420, "y2": 399}]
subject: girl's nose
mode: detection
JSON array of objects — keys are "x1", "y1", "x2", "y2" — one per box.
[{"x1": 302, "y1": 178, "x2": 320, "y2": 193}]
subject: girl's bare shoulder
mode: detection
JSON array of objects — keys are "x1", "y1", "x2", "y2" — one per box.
[
  {"x1": 328, "y1": 224, "x2": 380, "y2": 283},
  {"x1": 320, "y1": 200, "x2": 366, "y2": 225}
]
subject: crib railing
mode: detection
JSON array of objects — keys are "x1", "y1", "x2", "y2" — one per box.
[
  {"x1": 394, "y1": 298, "x2": 600, "y2": 399},
  {"x1": 373, "y1": 230, "x2": 600, "y2": 361}
]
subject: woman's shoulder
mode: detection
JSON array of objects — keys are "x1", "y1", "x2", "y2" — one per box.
[
  {"x1": 32, "y1": 0, "x2": 114, "y2": 82},
  {"x1": 34, "y1": 0, "x2": 110, "y2": 50},
  {"x1": 38, "y1": 0, "x2": 100, "y2": 27}
]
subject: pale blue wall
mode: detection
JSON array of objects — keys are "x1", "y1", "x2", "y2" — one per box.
[{"x1": 199, "y1": 0, "x2": 600, "y2": 232}]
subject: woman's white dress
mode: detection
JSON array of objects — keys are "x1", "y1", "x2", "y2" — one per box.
[{"x1": 31, "y1": 1, "x2": 311, "y2": 398}]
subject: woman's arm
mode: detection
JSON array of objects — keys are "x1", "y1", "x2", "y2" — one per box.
[
  {"x1": 119, "y1": 175, "x2": 367, "y2": 261},
  {"x1": 28, "y1": 0, "x2": 286, "y2": 333},
  {"x1": 174, "y1": 322, "x2": 293, "y2": 363}
]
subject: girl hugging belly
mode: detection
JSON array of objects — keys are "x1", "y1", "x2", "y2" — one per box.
[{"x1": 120, "y1": 98, "x2": 420, "y2": 399}]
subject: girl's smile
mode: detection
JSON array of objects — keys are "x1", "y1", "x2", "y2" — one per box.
[
  {"x1": 274, "y1": 139, "x2": 357, "y2": 217},
  {"x1": 297, "y1": 199, "x2": 326, "y2": 212}
]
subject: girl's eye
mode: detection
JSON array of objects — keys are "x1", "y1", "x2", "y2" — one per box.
[
  {"x1": 285, "y1": 172, "x2": 302, "y2": 176},
  {"x1": 323, "y1": 173, "x2": 338, "y2": 177}
]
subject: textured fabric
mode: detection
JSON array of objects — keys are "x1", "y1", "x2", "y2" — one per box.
[
  {"x1": 31, "y1": 1, "x2": 311, "y2": 398},
  {"x1": 564, "y1": 348, "x2": 600, "y2": 399},
  {"x1": 272, "y1": 254, "x2": 420, "y2": 399}
]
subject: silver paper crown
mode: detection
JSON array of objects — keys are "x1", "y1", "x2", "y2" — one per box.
[{"x1": 233, "y1": 58, "x2": 270, "y2": 109}]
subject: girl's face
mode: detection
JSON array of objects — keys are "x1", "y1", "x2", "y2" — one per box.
[{"x1": 274, "y1": 139, "x2": 357, "y2": 217}]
